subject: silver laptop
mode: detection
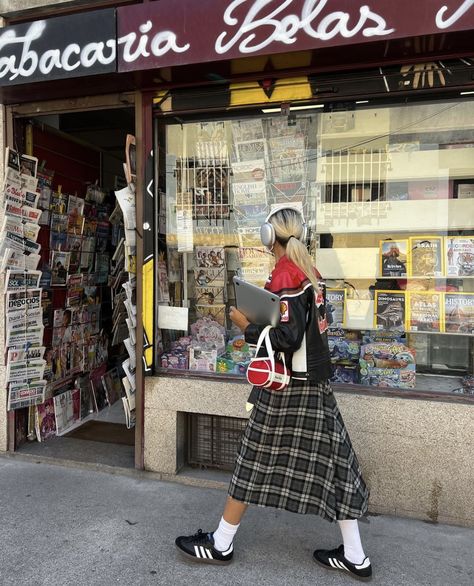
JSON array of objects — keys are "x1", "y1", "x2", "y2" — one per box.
[{"x1": 233, "y1": 276, "x2": 280, "y2": 327}]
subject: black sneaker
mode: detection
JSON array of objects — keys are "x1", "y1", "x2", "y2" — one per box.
[
  {"x1": 313, "y1": 544, "x2": 372, "y2": 582},
  {"x1": 175, "y1": 529, "x2": 234, "y2": 565}
]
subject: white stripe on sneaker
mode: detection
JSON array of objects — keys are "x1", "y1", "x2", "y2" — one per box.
[
  {"x1": 339, "y1": 561, "x2": 350, "y2": 572},
  {"x1": 205, "y1": 549, "x2": 213, "y2": 560},
  {"x1": 329, "y1": 558, "x2": 337, "y2": 568},
  {"x1": 334, "y1": 560, "x2": 345, "y2": 570},
  {"x1": 194, "y1": 546, "x2": 201, "y2": 558},
  {"x1": 199, "y1": 546, "x2": 206, "y2": 558}
]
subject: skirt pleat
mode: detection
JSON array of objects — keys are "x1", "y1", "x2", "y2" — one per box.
[{"x1": 228, "y1": 380, "x2": 369, "y2": 522}]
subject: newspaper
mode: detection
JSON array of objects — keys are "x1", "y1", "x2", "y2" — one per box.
[
  {"x1": 6, "y1": 288, "x2": 42, "y2": 313},
  {"x1": 1, "y1": 248, "x2": 41, "y2": 271},
  {"x1": 7, "y1": 311, "x2": 43, "y2": 333},
  {"x1": 5, "y1": 202, "x2": 41, "y2": 224},
  {"x1": 4, "y1": 269, "x2": 42, "y2": 292},
  {"x1": 6, "y1": 358, "x2": 46, "y2": 384},
  {"x1": 6, "y1": 326, "x2": 45, "y2": 348},
  {"x1": 1, "y1": 216, "x2": 40, "y2": 241},
  {"x1": 8, "y1": 347, "x2": 45, "y2": 362},
  {"x1": 115, "y1": 186, "x2": 136, "y2": 230},
  {"x1": 7, "y1": 381, "x2": 46, "y2": 411},
  {"x1": 0, "y1": 230, "x2": 41, "y2": 257}
]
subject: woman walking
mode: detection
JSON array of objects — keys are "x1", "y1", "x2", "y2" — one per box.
[{"x1": 176, "y1": 208, "x2": 372, "y2": 581}]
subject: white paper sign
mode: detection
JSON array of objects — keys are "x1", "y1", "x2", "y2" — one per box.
[{"x1": 157, "y1": 306, "x2": 189, "y2": 331}]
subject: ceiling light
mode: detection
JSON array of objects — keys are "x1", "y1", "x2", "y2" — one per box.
[{"x1": 262, "y1": 104, "x2": 325, "y2": 113}]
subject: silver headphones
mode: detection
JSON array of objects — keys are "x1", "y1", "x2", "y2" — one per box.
[{"x1": 260, "y1": 207, "x2": 307, "y2": 249}]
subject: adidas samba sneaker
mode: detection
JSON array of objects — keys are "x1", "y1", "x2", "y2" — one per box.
[
  {"x1": 313, "y1": 544, "x2": 372, "y2": 581},
  {"x1": 175, "y1": 529, "x2": 234, "y2": 565}
]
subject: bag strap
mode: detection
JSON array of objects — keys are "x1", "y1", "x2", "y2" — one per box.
[{"x1": 255, "y1": 325, "x2": 288, "y2": 376}]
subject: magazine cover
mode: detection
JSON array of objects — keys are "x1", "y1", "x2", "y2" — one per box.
[
  {"x1": 408, "y1": 236, "x2": 444, "y2": 277},
  {"x1": 90, "y1": 364, "x2": 109, "y2": 411},
  {"x1": 407, "y1": 291, "x2": 442, "y2": 333},
  {"x1": 195, "y1": 246, "x2": 225, "y2": 268},
  {"x1": 374, "y1": 291, "x2": 407, "y2": 331},
  {"x1": 268, "y1": 135, "x2": 306, "y2": 183},
  {"x1": 76, "y1": 374, "x2": 97, "y2": 419},
  {"x1": 444, "y1": 293, "x2": 474, "y2": 334},
  {"x1": 380, "y1": 240, "x2": 408, "y2": 277},
  {"x1": 326, "y1": 289, "x2": 346, "y2": 329},
  {"x1": 157, "y1": 258, "x2": 170, "y2": 303},
  {"x1": 231, "y1": 180, "x2": 267, "y2": 207},
  {"x1": 101, "y1": 368, "x2": 123, "y2": 406},
  {"x1": 54, "y1": 388, "x2": 81, "y2": 435},
  {"x1": 445, "y1": 236, "x2": 474, "y2": 277},
  {"x1": 195, "y1": 286, "x2": 225, "y2": 306},
  {"x1": 50, "y1": 251, "x2": 70, "y2": 286},
  {"x1": 193, "y1": 267, "x2": 226, "y2": 287},
  {"x1": 195, "y1": 304, "x2": 226, "y2": 327},
  {"x1": 67, "y1": 195, "x2": 85, "y2": 216},
  {"x1": 35, "y1": 398, "x2": 57, "y2": 441}
]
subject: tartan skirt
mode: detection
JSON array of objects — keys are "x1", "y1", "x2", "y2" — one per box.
[{"x1": 228, "y1": 380, "x2": 369, "y2": 523}]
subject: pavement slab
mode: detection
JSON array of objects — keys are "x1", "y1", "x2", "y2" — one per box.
[{"x1": 0, "y1": 456, "x2": 472, "y2": 586}]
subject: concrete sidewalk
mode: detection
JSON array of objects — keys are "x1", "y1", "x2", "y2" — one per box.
[{"x1": 0, "y1": 456, "x2": 472, "y2": 586}]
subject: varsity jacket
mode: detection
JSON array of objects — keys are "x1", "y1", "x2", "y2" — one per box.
[{"x1": 244, "y1": 256, "x2": 332, "y2": 382}]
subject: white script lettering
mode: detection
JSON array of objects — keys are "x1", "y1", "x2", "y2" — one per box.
[
  {"x1": 436, "y1": 0, "x2": 474, "y2": 29},
  {"x1": 118, "y1": 21, "x2": 190, "y2": 63},
  {"x1": 215, "y1": 0, "x2": 395, "y2": 55},
  {"x1": 0, "y1": 20, "x2": 116, "y2": 81}
]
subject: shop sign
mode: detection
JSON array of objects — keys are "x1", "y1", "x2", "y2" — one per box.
[
  {"x1": 117, "y1": 0, "x2": 474, "y2": 72},
  {"x1": 0, "y1": 9, "x2": 116, "y2": 86}
]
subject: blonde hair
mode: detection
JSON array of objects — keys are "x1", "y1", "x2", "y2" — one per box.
[{"x1": 269, "y1": 208, "x2": 319, "y2": 289}]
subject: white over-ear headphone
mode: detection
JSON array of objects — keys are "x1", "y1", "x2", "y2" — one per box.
[{"x1": 260, "y1": 206, "x2": 307, "y2": 249}]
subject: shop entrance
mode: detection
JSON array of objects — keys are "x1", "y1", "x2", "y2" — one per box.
[{"x1": 6, "y1": 105, "x2": 138, "y2": 468}]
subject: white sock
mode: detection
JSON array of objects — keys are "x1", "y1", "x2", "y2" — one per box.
[
  {"x1": 338, "y1": 519, "x2": 367, "y2": 565},
  {"x1": 212, "y1": 517, "x2": 240, "y2": 552}
]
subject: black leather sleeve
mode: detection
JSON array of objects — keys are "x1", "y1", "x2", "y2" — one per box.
[{"x1": 244, "y1": 290, "x2": 309, "y2": 352}]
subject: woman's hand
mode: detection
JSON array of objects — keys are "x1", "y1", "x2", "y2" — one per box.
[{"x1": 229, "y1": 306, "x2": 250, "y2": 332}]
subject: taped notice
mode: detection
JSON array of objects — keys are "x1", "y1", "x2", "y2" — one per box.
[{"x1": 157, "y1": 306, "x2": 188, "y2": 331}]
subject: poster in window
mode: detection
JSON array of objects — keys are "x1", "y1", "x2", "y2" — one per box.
[
  {"x1": 445, "y1": 237, "x2": 474, "y2": 277},
  {"x1": 408, "y1": 236, "x2": 444, "y2": 277},
  {"x1": 380, "y1": 240, "x2": 408, "y2": 277},
  {"x1": 374, "y1": 291, "x2": 406, "y2": 331},
  {"x1": 231, "y1": 119, "x2": 264, "y2": 142},
  {"x1": 407, "y1": 291, "x2": 442, "y2": 333},
  {"x1": 443, "y1": 293, "x2": 474, "y2": 334},
  {"x1": 326, "y1": 289, "x2": 346, "y2": 329},
  {"x1": 195, "y1": 246, "x2": 225, "y2": 269}
]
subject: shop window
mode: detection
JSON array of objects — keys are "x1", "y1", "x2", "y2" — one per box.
[{"x1": 155, "y1": 99, "x2": 474, "y2": 399}]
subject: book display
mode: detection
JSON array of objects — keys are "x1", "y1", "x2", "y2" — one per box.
[
  {"x1": 2, "y1": 137, "x2": 137, "y2": 437},
  {"x1": 157, "y1": 100, "x2": 474, "y2": 396}
]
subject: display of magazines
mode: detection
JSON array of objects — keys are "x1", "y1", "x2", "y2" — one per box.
[{"x1": 0, "y1": 144, "x2": 138, "y2": 439}]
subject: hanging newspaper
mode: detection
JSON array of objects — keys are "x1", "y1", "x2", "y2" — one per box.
[
  {"x1": 4, "y1": 202, "x2": 41, "y2": 224},
  {"x1": 6, "y1": 326, "x2": 45, "y2": 348},
  {"x1": 1, "y1": 216, "x2": 40, "y2": 241},
  {"x1": 7, "y1": 381, "x2": 46, "y2": 411},
  {"x1": 8, "y1": 347, "x2": 45, "y2": 363},
  {"x1": 7, "y1": 288, "x2": 42, "y2": 314},
  {"x1": 6, "y1": 358, "x2": 46, "y2": 384},
  {"x1": 1, "y1": 248, "x2": 41, "y2": 271},
  {"x1": 4, "y1": 269, "x2": 42, "y2": 292}
]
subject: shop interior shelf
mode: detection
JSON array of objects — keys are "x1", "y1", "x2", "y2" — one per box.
[{"x1": 315, "y1": 198, "x2": 474, "y2": 234}]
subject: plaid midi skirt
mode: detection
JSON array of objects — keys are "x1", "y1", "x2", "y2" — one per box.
[{"x1": 228, "y1": 380, "x2": 369, "y2": 523}]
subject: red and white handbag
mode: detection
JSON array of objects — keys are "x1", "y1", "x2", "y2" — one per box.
[{"x1": 246, "y1": 325, "x2": 291, "y2": 391}]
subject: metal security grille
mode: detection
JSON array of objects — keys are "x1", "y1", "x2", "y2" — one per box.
[{"x1": 188, "y1": 413, "x2": 247, "y2": 470}]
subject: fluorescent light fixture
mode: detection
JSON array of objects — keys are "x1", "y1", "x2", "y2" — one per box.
[
  {"x1": 460, "y1": 91, "x2": 474, "y2": 95},
  {"x1": 262, "y1": 104, "x2": 324, "y2": 113},
  {"x1": 356, "y1": 100, "x2": 369, "y2": 104}
]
